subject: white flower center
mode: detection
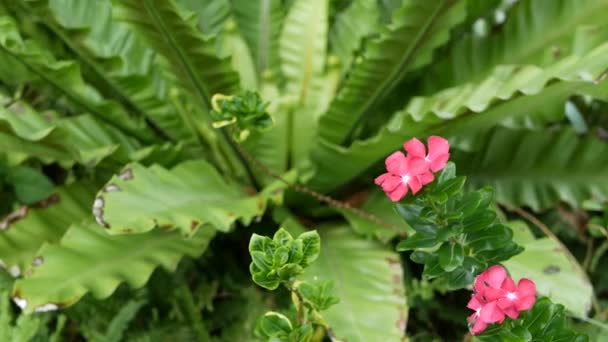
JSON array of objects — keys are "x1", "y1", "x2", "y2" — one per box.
[
  {"x1": 506, "y1": 292, "x2": 518, "y2": 301},
  {"x1": 401, "y1": 175, "x2": 410, "y2": 184}
]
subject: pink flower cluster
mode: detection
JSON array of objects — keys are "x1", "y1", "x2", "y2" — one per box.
[
  {"x1": 468, "y1": 265, "x2": 537, "y2": 335},
  {"x1": 375, "y1": 136, "x2": 450, "y2": 202}
]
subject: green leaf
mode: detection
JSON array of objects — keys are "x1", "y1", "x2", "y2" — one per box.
[
  {"x1": 456, "y1": 127, "x2": 608, "y2": 211},
  {"x1": 396, "y1": 233, "x2": 438, "y2": 251},
  {"x1": 340, "y1": 189, "x2": 411, "y2": 243},
  {"x1": 437, "y1": 241, "x2": 464, "y2": 272},
  {"x1": 477, "y1": 297, "x2": 589, "y2": 341},
  {"x1": 298, "y1": 280, "x2": 339, "y2": 311},
  {"x1": 231, "y1": 0, "x2": 285, "y2": 78},
  {"x1": 309, "y1": 42, "x2": 608, "y2": 193},
  {"x1": 258, "y1": 312, "x2": 293, "y2": 338},
  {"x1": 317, "y1": 0, "x2": 466, "y2": 145},
  {"x1": 113, "y1": 0, "x2": 240, "y2": 110},
  {"x1": 504, "y1": 221, "x2": 593, "y2": 318},
  {"x1": 96, "y1": 160, "x2": 266, "y2": 235},
  {"x1": 7, "y1": 166, "x2": 53, "y2": 204},
  {"x1": 12, "y1": 222, "x2": 215, "y2": 313},
  {"x1": 20, "y1": 0, "x2": 191, "y2": 142},
  {"x1": 298, "y1": 230, "x2": 320, "y2": 267},
  {"x1": 424, "y1": 0, "x2": 608, "y2": 92},
  {"x1": 329, "y1": 0, "x2": 380, "y2": 74},
  {"x1": 0, "y1": 183, "x2": 95, "y2": 272},
  {"x1": 301, "y1": 225, "x2": 407, "y2": 342},
  {"x1": 0, "y1": 16, "x2": 156, "y2": 143}
]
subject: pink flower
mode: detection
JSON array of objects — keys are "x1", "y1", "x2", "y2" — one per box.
[
  {"x1": 376, "y1": 136, "x2": 451, "y2": 201},
  {"x1": 467, "y1": 265, "x2": 537, "y2": 335},
  {"x1": 404, "y1": 136, "x2": 450, "y2": 173},
  {"x1": 375, "y1": 152, "x2": 428, "y2": 202}
]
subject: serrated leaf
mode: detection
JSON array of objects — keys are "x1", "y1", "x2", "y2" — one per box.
[
  {"x1": 309, "y1": 43, "x2": 608, "y2": 193},
  {"x1": 0, "y1": 183, "x2": 95, "y2": 272},
  {"x1": 0, "y1": 15, "x2": 156, "y2": 142},
  {"x1": 317, "y1": 0, "x2": 467, "y2": 145},
  {"x1": 424, "y1": 0, "x2": 608, "y2": 92},
  {"x1": 301, "y1": 225, "x2": 407, "y2": 342},
  {"x1": 457, "y1": 127, "x2": 608, "y2": 211},
  {"x1": 96, "y1": 160, "x2": 266, "y2": 235},
  {"x1": 20, "y1": 0, "x2": 192, "y2": 142},
  {"x1": 12, "y1": 222, "x2": 215, "y2": 313},
  {"x1": 113, "y1": 0, "x2": 239, "y2": 110}
]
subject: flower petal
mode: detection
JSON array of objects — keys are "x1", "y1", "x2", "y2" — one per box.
[
  {"x1": 427, "y1": 136, "x2": 450, "y2": 159},
  {"x1": 418, "y1": 171, "x2": 435, "y2": 185},
  {"x1": 503, "y1": 306, "x2": 519, "y2": 320},
  {"x1": 404, "y1": 156, "x2": 428, "y2": 175},
  {"x1": 388, "y1": 184, "x2": 408, "y2": 202},
  {"x1": 429, "y1": 153, "x2": 450, "y2": 172},
  {"x1": 381, "y1": 175, "x2": 402, "y2": 193},
  {"x1": 404, "y1": 138, "x2": 426, "y2": 158},
  {"x1": 516, "y1": 295, "x2": 536, "y2": 311},
  {"x1": 484, "y1": 265, "x2": 508, "y2": 289},
  {"x1": 502, "y1": 276, "x2": 516, "y2": 292},
  {"x1": 470, "y1": 315, "x2": 488, "y2": 335},
  {"x1": 407, "y1": 176, "x2": 422, "y2": 195},
  {"x1": 467, "y1": 296, "x2": 482, "y2": 310},
  {"x1": 479, "y1": 301, "x2": 505, "y2": 323},
  {"x1": 516, "y1": 278, "x2": 536, "y2": 298},
  {"x1": 386, "y1": 151, "x2": 407, "y2": 174},
  {"x1": 374, "y1": 173, "x2": 390, "y2": 185}
]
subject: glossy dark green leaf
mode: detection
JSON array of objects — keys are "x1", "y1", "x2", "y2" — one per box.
[
  {"x1": 462, "y1": 210, "x2": 497, "y2": 232},
  {"x1": 438, "y1": 242, "x2": 464, "y2": 272},
  {"x1": 396, "y1": 233, "x2": 438, "y2": 251},
  {"x1": 7, "y1": 166, "x2": 54, "y2": 204},
  {"x1": 466, "y1": 224, "x2": 514, "y2": 252}
]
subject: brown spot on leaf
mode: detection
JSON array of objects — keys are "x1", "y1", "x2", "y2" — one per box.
[
  {"x1": 160, "y1": 224, "x2": 174, "y2": 230},
  {"x1": 103, "y1": 184, "x2": 121, "y2": 193},
  {"x1": 543, "y1": 265, "x2": 560, "y2": 275},
  {"x1": 191, "y1": 220, "x2": 200, "y2": 231},
  {"x1": 119, "y1": 168, "x2": 133, "y2": 181},
  {"x1": 33, "y1": 193, "x2": 60, "y2": 208},
  {"x1": 0, "y1": 206, "x2": 28, "y2": 230},
  {"x1": 243, "y1": 186, "x2": 257, "y2": 195},
  {"x1": 392, "y1": 274, "x2": 401, "y2": 285}
]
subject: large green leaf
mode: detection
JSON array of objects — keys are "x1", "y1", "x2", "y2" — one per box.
[
  {"x1": 0, "y1": 183, "x2": 95, "y2": 274},
  {"x1": 423, "y1": 0, "x2": 608, "y2": 92},
  {"x1": 12, "y1": 222, "x2": 215, "y2": 313},
  {"x1": 300, "y1": 225, "x2": 407, "y2": 342},
  {"x1": 308, "y1": 42, "x2": 608, "y2": 193},
  {"x1": 0, "y1": 101, "x2": 183, "y2": 167},
  {"x1": 0, "y1": 16, "x2": 156, "y2": 143},
  {"x1": 329, "y1": 0, "x2": 380, "y2": 75},
  {"x1": 19, "y1": 0, "x2": 194, "y2": 143},
  {"x1": 231, "y1": 0, "x2": 285, "y2": 79},
  {"x1": 340, "y1": 189, "x2": 411, "y2": 243},
  {"x1": 95, "y1": 160, "x2": 270, "y2": 236},
  {"x1": 456, "y1": 127, "x2": 608, "y2": 211},
  {"x1": 504, "y1": 221, "x2": 593, "y2": 318},
  {"x1": 112, "y1": 0, "x2": 239, "y2": 111},
  {"x1": 317, "y1": 0, "x2": 466, "y2": 145},
  {"x1": 279, "y1": 0, "x2": 330, "y2": 166}
]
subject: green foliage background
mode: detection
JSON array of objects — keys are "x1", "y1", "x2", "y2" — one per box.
[{"x1": 0, "y1": 0, "x2": 607, "y2": 340}]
